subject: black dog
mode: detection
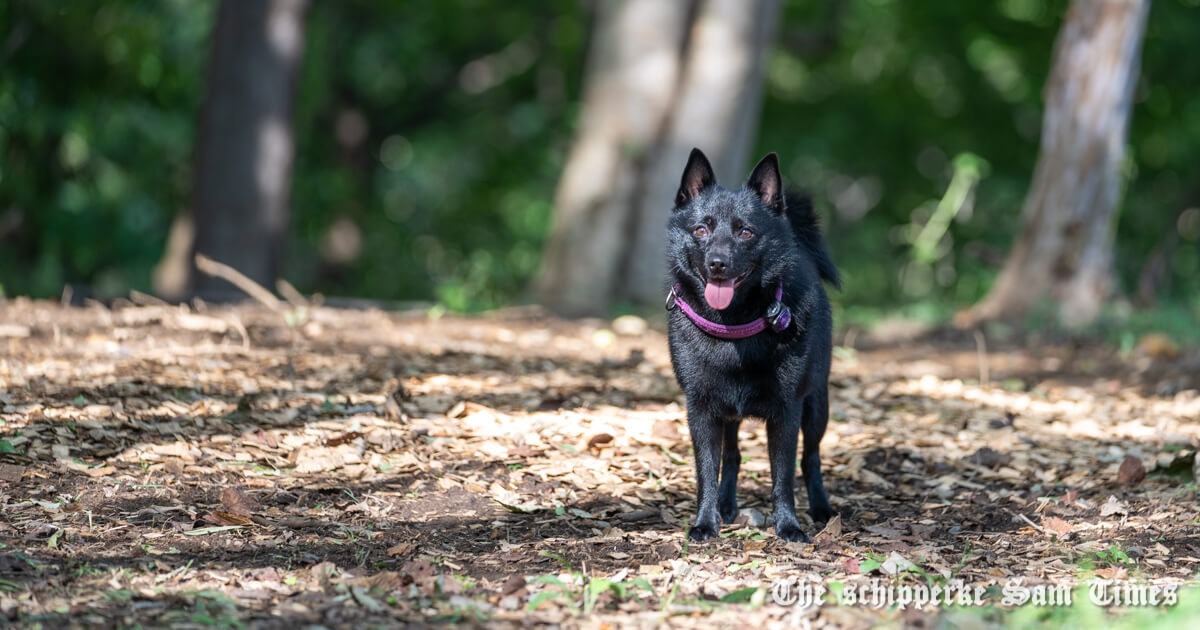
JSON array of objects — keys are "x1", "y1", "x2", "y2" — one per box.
[{"x1": 665, "y1": 148, "x2": 839, "y2": 542}]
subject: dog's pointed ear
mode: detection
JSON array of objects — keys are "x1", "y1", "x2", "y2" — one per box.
[
  {"x1": 746, "y1": 153, "x2": 784, "y2": 212},
  {"x1": 675, "y1": 148, "x2": 716, "y2": 208}
]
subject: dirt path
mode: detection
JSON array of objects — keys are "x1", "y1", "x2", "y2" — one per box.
[{"x1": 1, "y1": 299, "x2": 1197, "y2": 628}]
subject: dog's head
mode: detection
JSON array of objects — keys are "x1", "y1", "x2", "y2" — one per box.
[{"x1": 667, "y1": 148, "x2": 795, "y2": 311}]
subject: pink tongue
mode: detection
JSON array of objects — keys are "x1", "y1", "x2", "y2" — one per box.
[{"x1": 704, "y1": 279, "x2": 736, "y2": 310}]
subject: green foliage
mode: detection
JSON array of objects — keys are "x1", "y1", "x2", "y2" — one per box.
[
  {"x1": 526, "y1": 572, "x2": 655, "y2": 615},
  {"x1": 763, "y1": 0, "x2": 1200, "y2": 310},
  {"x1": 0, "y1": 0, "x2": 210, "y2": 297},
  {"x1": 289, "y1": 1, "x2": 585, "y2": 309},
  {"x1": 2, "y1": 1, "x2": 1198, "y2": 312}
]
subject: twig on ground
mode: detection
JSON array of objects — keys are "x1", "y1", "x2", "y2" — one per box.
[
  {"x1": 129, "y1": 290, "x2": 168, "y2": 307},
  {"x1": 194, "y1": 254, "x2": 284, "y2": 312},
  {"x1": 1013, "y1": 511, "x2": 1044, "y2": 534},
  {"x1": 276, "y1": 278, "x2": 310, "y2": 308},
  {"x1": 973, "y1": 329, "x2": 990, "y2": 385}
]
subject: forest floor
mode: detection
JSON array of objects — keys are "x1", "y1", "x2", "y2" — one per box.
[{"x1": 1, "y1": 298, "x2": 1198, "y2": 629}]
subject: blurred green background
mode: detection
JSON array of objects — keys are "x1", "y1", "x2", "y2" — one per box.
[{"x1": 1, "y1": 0, "x2": 1198, "y2": 319}]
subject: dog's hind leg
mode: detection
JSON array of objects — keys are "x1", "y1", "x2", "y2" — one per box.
[
  {"x1": 802, "y1": 388, "x2": 836, "y2": 524},
  {"x1": 766, "y1": 411, "x2": 808, "y2": 542},
  {"x1": 718, "y1": 420, "x2": 741, "y2": 523}
]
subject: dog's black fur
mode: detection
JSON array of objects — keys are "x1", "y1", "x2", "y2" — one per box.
[{"x1": 665, "y1": 148, "x2": 839, "y2": 542}]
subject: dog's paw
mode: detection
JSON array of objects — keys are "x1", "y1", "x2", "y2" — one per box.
[
  {"x1": 687, "y1": 521, "x2": 720, "y2": 542},
  {"x1": 718, "y1": 501, "x2": 739, "y2": 524},
  {"x1": 775, "y1": 522, "x2": 811, "y2": 543}
]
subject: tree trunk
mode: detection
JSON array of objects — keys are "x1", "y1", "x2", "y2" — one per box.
[
  {"x1": 963, "y1": 0, "x2": 1149, "y2": 327},
  {"x1": 158, "y1": 0, "x2": 308, "y2": 300},
  {"x1": 537, "y1": 0, "x2": 779, "y2": 315},
  {"x1": 536, "y1": 0, "x2": 693, "y2": 316},
  {"x1": 624, "y1": 0, "x2": 781, "y2": 304}
]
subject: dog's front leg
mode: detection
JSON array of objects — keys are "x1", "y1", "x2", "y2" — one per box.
[
  {"x1": 767, "y1": 410, "x2": 809, "y2": 542},
  {"x1": 686, "y1": 406, "x2": 723, "y2": 541}
]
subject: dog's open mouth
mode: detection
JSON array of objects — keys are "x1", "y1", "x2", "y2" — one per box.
[{"x1": 703, "y1": 268, "x2": 754, "y2": 310}]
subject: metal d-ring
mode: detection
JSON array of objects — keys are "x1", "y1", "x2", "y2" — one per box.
[{"x1": 664, "y1": 285, "x2": 678, "y2": 311}]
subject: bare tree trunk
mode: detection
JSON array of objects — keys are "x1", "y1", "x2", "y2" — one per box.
[
  {"x1": 624, "y1": 0, "x2": 781, "y2": 304},
  {"x1": 963, "y1": 0, "x2": 1149, "y2": 327},
  {"x1": 536, "y1": 0, "x2": 693, "y2": 316},
  {"x1": 156, "y1": 0, "x2": 308, "y2": 300},
  {"x1": 537, "y1": 0, "x2": 779, "y2": 315}
]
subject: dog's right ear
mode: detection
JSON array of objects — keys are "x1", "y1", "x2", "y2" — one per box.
[{"x1": 675, "y1": 148, "x2": 716, "y2": 208}]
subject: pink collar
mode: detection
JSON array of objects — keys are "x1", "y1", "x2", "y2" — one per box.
[{"x1": 666, "y1": 281, "x2": 789, "y2": 339}]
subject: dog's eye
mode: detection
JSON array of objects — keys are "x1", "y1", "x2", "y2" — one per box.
[
  {"x1": 693, "y1": 225, "x2": 709, "y2": 238},
  {"x1": 738, "y1": 228, "x2": 754, "y2": 239}
]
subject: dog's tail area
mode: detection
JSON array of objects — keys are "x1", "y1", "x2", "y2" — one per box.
[{"x1": 785, "y1": 194, "x2": 841, "y2": 290}]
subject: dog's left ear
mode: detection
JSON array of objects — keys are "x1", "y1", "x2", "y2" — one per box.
[{"x1": 746, "y1": 153, "x2": 785, "y2": 212}]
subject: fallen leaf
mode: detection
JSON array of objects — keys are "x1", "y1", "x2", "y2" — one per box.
[
  {"x1": 652, "y1": 420, "x2": 681, "y2": 442},
  {"x1": 83, "y1": 465, "x2": 116, "y2": 477},
  {"x1": 242, "y1": 429, "x2": 279, "y2": 448},
  {"x1": 1100, "y1": 496, "x2": 1129, "y2": 518},
  {"x1": 293, "y1": 444, "x2": 363, "y2": 474},
  {"x1": 732, "y1": 507, "x2": 766, "y2": 528},
  {"x1": 200, "y1": 511, "x2": 254, "y2": 526},
  {"x1": 1117, "y1": 455, "x2": 1146, "y2": 485},
  {"x1": 325, "y1": 431, "x2": 364, "y2": 447},
  {"x1": 402, "y1": 559, "x2": 436, "y2": 582},
  {"x1": 220, "y1": 486, "x2": 257, "y2": 517},
  {"x1": 881, "y1": 551, "x2": 916, "y2": 575},
  {"x1": 909, "y1": 523, "x2": 935, "y2": 538},
  {"x1": 865, "y1": 524, "x2": 904, "y2": 537},
  {"x1": 243, "y1": 567, "x2": 280, "y2": 584},
  {"x1": 814, "y1": 513, "x2": 842, "y2": 540},
  {"x1": 507, "y1": 444, "x2": 542, "y2": 458},
  {"x1": 1042, "y1": 516, "x2": 1074, "y2": 536},
  {"x1": 586, "y1": 433, "x2": 615, "y2": 450},
  {"x1": 1094, "y1": 566, "x2": 1128, "y2": 580},
  {"x1": 387, "y1": 543, "x2": 416, "y2": 557},
  {"x1": 500, "y1": 575, "x2": 526, "y2": 596},
  {"x1": 0, "y1": 464, "x2": 24, "y2": 482},
  {"x1": 440, "y1": 575, "x2": 463, "y2": 595}
]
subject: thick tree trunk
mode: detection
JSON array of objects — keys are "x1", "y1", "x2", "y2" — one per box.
[
  {"x1": 537, "y1": 0, "x2": 778, "y2": 315},
  {"x1": 964, "y1": 0, "x2": 1149, "y2": 327},
  {"x1": 536, "y1": 0, "x2": 693, "y2": 316},
  {"x1": 158, "y1": 0, "x2": 308, "y2": 300},
  {"x1": 624, "y1": 0, "x2": 780, "y2": 304}
]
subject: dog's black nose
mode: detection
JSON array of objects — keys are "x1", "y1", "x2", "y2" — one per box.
[{"x1": 706, "y1": 256, "x2": 728, "y2": 276}]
